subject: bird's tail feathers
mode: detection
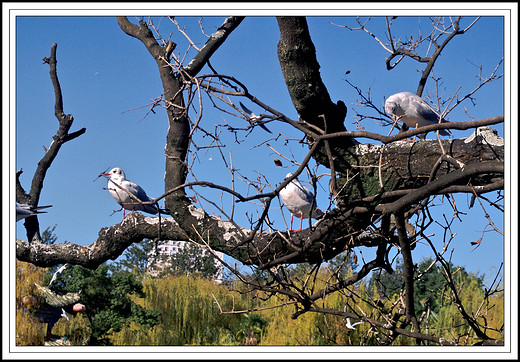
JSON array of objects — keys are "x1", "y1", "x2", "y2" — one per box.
[{"x1": 34, "y1": 205, "x2": 53, "y2": 210}]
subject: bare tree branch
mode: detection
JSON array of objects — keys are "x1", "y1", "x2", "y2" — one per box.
[{"x1": 18, "y1": 43, "x2": 86, "y2": 242}]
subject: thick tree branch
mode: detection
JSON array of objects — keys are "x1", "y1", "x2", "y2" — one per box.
[
  {"x1": 276, "y1": 16, "x2": 348, "y2": 136},
  {"x1": 16, "y1": 213, "x2": 185, "y2": 268},
  {"x1": 376, "y1": 161, "x2": 504, "y2": 214},
  {"x1": 394, "y1": 212, "x2": 420, "y2": 338},
  {"x1": 15, "y1": 16, "x2": 506, "y2": 348},
  {"x1": 117, "y1": 17, "x2": 190, "y2": 206},
  {"x1": 184, "y1": 16, "x2": 244, "y2": 76},
  {"x1": 18, "y1": 43, "x2": 86, "y2": 242},
  {"x1": 16, "y1": 126, "x2": 504, "y2": 269}
]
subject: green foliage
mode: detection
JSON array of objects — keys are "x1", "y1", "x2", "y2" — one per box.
[
  {"x1": 16, "y1": 223, "x2": 502, "y2": 346},
  {"x1": 235, "y1": 313, "x2": 267, "y2": 345},
  {"x1": 369, "y1": 257, "x2": 473, "y2": 314},
  {"x1": 168, "y1": 242, "x2": 220, "y2": 279},
  {"x1": 41, "y1": 225, "x2": 59, "y2": 245},
  {"x1": 107, "y1": 275, "x2": 243, "y2": 345},
  {"x1": 111, "y1": 239, "x2": 155, "y2": 279},
  {"x1": 53, "y1": 313, "x2": 91, "y2": 345},
  {"x1": 51, "y1": 264, "x2": 159, "y2": 345}
]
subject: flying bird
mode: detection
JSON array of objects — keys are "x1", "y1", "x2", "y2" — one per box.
[
  {"x1": 279, "y1": 173, "x2": 325, "y2": 232},
  {"x1": 385, "y1": 91, "x2": 451, "y2": 139},
  {"x1": 345, "y1": 317, "x2": 364, "y2": 330},
  {"x1": 239, "y1": 101, "x2": 272, "y2": 134},
  {"x1": 16, "y1": 203, "x2": 52, "y2": 222},
  {"x1": 49, "y1": 263, "x2": 70, "y2": 287},
  {"x1": 103, "y1": 167, "x2": 160, "y2": 218}
]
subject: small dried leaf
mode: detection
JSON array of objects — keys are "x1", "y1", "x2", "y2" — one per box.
[
  {"x1": 274, "y1": 158, "x2": 283, "y2": 167},
  {"x1": 470, "y1": 239, "x2": 482, "y2": 246}
]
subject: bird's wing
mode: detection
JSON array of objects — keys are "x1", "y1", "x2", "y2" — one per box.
[
  {"x1": 239, "y1": 101, "x2": 272, "y2": 133},
  {"x1": 293, "y1": 181, "x2": 315, "y2": 204},
  {"x1": 32, "y1": 205, "x2": 52, "y2": 211},
  {"x1": 123, "y1": 180, "x2": 152, "y2": 202},
  {"x1": 124, "y1": 180, "x2": 158, "y2": 214},
  {"x1": 16, "y1": 203, "x2": 52, "y2": 221},
  {"x1": 16, "y1": 207, "x2": 35, "y2": 220},
  {"x1": 35, "y1": 283, "x2": 81, "y2": 308},
  {"x1": 414, "y1": 97, "x2": 441, "y2": 123},
  {"x1": 49, "y1": 264, "x2": 70, "y2": 286},
  {"x1": 239, "y1": 101, "x2": 254, "y2": 118},
  {"x1": 409, "y1": 95, "x2": 451, "y2": 135}
]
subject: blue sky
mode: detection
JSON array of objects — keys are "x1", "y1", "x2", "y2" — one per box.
[{"x1": 7, "y1": 7, "x2": 515, "y2": 289}]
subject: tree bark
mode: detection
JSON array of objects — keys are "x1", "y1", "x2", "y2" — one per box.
[
  {"x1": 16, "y1": 17, "x2": 504, "y2": 274},
  {"x1": 16, "y1": 127, "x2": 503, "y2": 268},
  {"x1": 276, "y1": 17, "x2": 348, "y2": 135}
]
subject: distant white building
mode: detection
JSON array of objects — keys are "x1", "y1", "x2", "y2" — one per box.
[{"x1": 146, "y1": 240, "x2": 224, "y2": 283}]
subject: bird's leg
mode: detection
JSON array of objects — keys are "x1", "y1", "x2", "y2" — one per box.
[
  {"x1": 289, "y1": 214, "x2": 294, "y2": 232},
  {"x1": 392, "y1": 115, "x2": 399, "y2": 129},
  {"x1": 412, "y1": 123, "x2": 420, "y2": 142},
  {"x1": 404, "y1": 123, "x2": 420, "y2": 143},
  {"x1": 295, "y1": 215, "x2": 303, "y2": 232},
  {"x1": 395, "y1": 116, "x2": 413, "y2": 143}
]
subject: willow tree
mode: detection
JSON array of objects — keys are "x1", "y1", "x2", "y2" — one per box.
[{"x1": 16, "y1": 16, "x2": 505, "y2": 346}]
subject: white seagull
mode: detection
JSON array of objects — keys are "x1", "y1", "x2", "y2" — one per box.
[
  {"x1": 239, "y1": 101, "x2": 272, "y2": 134},
  {"x1": 279, "y1": 173, "x2": 325, "y2": 232},
  {"x1": 16, "y1": 203, "x2": 52, "y2": 222},
  {"x1": 103, "y1": 167, "x2": 159, "y2": 218},
  {"x1": 385, "y1": 91, "x2": 451, "y2": 139},
  {"x1": 345, "y1": 317, "x2": 364, "y2": 330},
  {"x1": 60, "y1": 308, "x2": 70, "y2": 321},
  {"x1": 49, "y1": 263, "x2": 70, "y2": 287}
]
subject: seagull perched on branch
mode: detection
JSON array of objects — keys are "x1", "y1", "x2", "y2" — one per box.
[
  {"x1": 16, "y1": 203, "x2": 52, "y2": 222},
  {"x1": 239, "y1": 101, "x2": 272, "y2": 133},
  {"x1": 279, "y1": 173, "x2": 324, "y2": 232},
  {"x1": 103, "y1": 167, "x2": 160, "y2": 218},
  {"x1": 385, "y1": 91, "x2": 451, "y2": 139}
]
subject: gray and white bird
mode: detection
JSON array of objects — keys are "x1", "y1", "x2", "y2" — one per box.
[
  {"x1": 385, "y1": 91, "x2": 451, "y2": 139},
  {"x1": 239, "y1": 101, "x2": 272, "y2": 134},
  {"x1": 16, "y1": 203, "x2": 52, "y2": 222},
  {"x1": 103, "y1": 167, "x2": 159, "y2": 218},
  {"x1": 279, "y1": 173, "x2": 324, "y2": 232}
]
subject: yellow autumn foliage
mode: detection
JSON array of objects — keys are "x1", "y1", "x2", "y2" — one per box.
[
  {"x1": 14, "y1": 258, "x2": 504, "y2": 347},
  {"x1": 107, "y1": 275, "x2": 241, "y2": 345},
  {"x1": 15, "y1": 261, "x2": 48, "y2": 345}
]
